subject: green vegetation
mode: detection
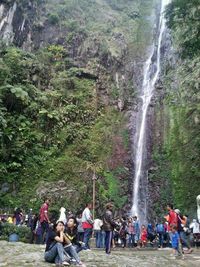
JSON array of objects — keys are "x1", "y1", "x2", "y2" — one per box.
[
  {"x1": 151, "y1": 0, "x2": 200, "y2": 217},
  {"x1": 0, "y1": 43, "x2": 128, "y2": 212},
  {"x1": 0, "y1": 0, "x2": 156, "y2": 214},
  {"x1": 44, "y1": 0, "x2": 154, "y2": 58},
  {"x1": 0, "y1": 223, "x2": 31, "y2": 243}
]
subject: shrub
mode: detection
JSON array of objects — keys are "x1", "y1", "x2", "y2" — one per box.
[
  {"x1": 0, "y1": 223, "x2": 31, "y2": 243},
  {"x1": 48, "y1": 13, "x2": 60, "y2": 25}
]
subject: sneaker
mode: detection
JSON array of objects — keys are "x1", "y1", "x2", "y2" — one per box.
[
  {"x1": 62, "y1": 261, "x2": 70, "y2": 266},
  {"x1": 77, "y1": 262, "x2": 86, "y2": 267},
  {"x1": 184, "y1": 248, "x2": 193, "y2": 254}
]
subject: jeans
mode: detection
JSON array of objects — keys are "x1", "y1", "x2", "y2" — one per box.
[
  {"x1": 64, "y1": 244, "x2": 80, "y2": 264},
  {"x1": 44, "y1": 242, "x2": 64, "y2": 264},
  {"x1": 78, "y1": 231, "x2": 84, "y2": 242},
  {"x1": 100, "y1": 230, "x2": 106, "y2": 248},
  {"x1": 41, "y1": 221, "x2": 49, "y2": 244},
  {"x1": 74, "y1": 244, "x2": 85, "y2": 253},
  {"x1": 128, "y1": 234, "x2": 135, "y2": 247},
  {"x1": 135, "y1": 232, "x2": 140, "y2": 243},
  {"x1": 158, "y1": 233, "x2": 164, "y2": 247},
  {"x1": 121, "y1": 237, "x2": 126, "y2": 248},
  {"x1": 95, "y1": 230, "x2": 101, "y2": 248},
  {"x1": 179, "y1": 231, "x2": 191, "y2": 249},
  {"x1": 105, "y1": 231, "x2": 113, "y2": 254},
  {"x1": 83, "y1": 228, "x2": 92, "y2": 249}
]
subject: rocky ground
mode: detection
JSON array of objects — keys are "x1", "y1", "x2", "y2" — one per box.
[{"x1": 0, "y1": 241, "x2": 200, "y2": 267}]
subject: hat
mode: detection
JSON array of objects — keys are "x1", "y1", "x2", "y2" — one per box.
[{"x1": 174, "y1": 209, "x2": 180, "y2": 214}]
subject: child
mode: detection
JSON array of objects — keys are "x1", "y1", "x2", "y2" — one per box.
[
  {"x1": 171, "y1": 225, "x2": 184, "y2": 259},
  {"x1": 140, "y1": 225, "x2": 147, "y2": 247}
]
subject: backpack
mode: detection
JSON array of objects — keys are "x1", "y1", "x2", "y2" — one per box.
[
  {"x1": 177, "y1": 214, "x2": 183, "y2": 232},
  {"x1": 156, "y1": 224, "x2": 164, "y2": 234}
]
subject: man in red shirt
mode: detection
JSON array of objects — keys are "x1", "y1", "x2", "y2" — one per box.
[
  {"x1": 166, "y1": 203, "x2": 178, "y2": 242},
  {"x1": 167, "y1": 203, "x2": 178, "y2": 228},
  {"x1": 40, "y1": 198, "x2": 50, "y2": 244}
]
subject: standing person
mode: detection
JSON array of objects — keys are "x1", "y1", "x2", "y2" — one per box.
[
  {"x1": 165, "y1": 204, "x2": 178, "y2": 241},
  {"x1": 58, "y1": 207, "x2": 67, "y2": 225},
  {"x1": 39, "y1": 198, "x2": 51, "y2": 244},
  {"x1": 93, "y1": 218, "x2": 103, "y2": 248},
  {"x1": 175, "y1": 209, "x2": 193, "y2": 254},
  {"x1": 156, "y1": 221, "x2": 165, "y2": 248},
  {"x1": 119, "y1": 218, "x2": 127, "y2": 248},
  {"x1": 77, "y1": 214, "x2": 84, "y2": 242},
  {"x1": 13, "y1": 208, "x2": 23, "y2": 225},
  {"x1": 81, "y1": 203, "x2": 93, "y2": 250},
  {"x1": 28, "y1": 209, "x2": 33, "y2": 227},
  {"x1": 102, "y1": 203, "x2": 118, "y2": 254},
  {"x1": 170, "y1": 225, "x2": 184, "y2": 259},
  {"x1": 140, "y1": 225, "x2": 147, "y2": 248},
  {"x1": 127, "y1": 217, "x2": 135, "y2": 248},
  {"x1": 30, "y1": 213, "x2": 39, "y2": 244},
  {"x1": 147, "y1": 223, "x2": 156, "y2": 245},
  {"x1": 113, "y1": 218, "x2": 121, "y2": 246},
  {"x1": 100, "y1": 228, "x2": 106, "y2": 248},
  {"x1": 166, "y1": 204, "x2": 178, "y2": 228},
  {"x1": 133, "y1": 216, "x2": 140, "y2": 247},
  {"x1": 190, "y1": 219, "x2": 200, "y2": 247}
]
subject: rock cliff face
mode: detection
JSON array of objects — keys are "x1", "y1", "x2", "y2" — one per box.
[{"x1": 0, "y1": 0, "x2": 167, "y2": 217}]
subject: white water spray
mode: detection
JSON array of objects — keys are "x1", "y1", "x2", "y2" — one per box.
[
  {"x1": 0, "y1": 2, "x2": 17, "y2": 44},
  {"x1": 131, "y1": 0, "x2": 170, "y2": 221}
]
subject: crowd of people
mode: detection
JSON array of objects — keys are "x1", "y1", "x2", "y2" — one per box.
[{"x1": 0, "y1": 201, "x2": 200, "y2": 266}]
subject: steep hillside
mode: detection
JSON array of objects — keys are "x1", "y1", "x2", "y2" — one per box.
[
  {"x1": 0, "y1": 0, "x2": 156, "y2": 214},
  {"x1": 149, "y1": 0, "x2": 200, "y2": 218}
]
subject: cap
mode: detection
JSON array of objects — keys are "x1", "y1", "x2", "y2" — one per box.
[{"x1": 174, "y1": 209, "x2": 180, "y2": 214}]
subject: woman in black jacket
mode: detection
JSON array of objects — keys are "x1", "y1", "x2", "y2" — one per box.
[
  {"x1": 65, "y1": 217, "x2": 86, "y2": 266},
  {"x1": 44, "y1": 221, "x2": 69, "y2": 266}
]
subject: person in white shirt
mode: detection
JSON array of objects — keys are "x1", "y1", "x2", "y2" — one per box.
[
  {"x1": 81, "y1": 203, "x2": 93, "y2": 250},
  {"x1": 190, "y1": 219, "x2": 200, "y2": 247},
  {"x1": 94, "y1": 218, "x2": 103, "y2": 248}
]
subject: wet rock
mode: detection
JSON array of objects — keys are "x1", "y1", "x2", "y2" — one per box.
[
  {"x1": 35, "y1": 180, "x2": 79, "y2": 204},
  {"x1": 0, "y1": 183, "x2": 10, "y2": 193}
]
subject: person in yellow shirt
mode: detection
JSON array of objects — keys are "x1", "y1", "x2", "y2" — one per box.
[{"x1": 7, "y1": 216, "x2": 13, "y2": 224}]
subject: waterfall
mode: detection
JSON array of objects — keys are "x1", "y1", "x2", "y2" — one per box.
[
  {"x1": 0, "y1": 4, "x2": 4, "y2": 19},
  {"x1": 0, "y1": 2, "x2": 17, "y2": 44},
  {"x1": 131, "y1": 0, "x2": 170, "y2": 222},
  {"x1": 20, "y1": 18, "x2": 26, "y2": 32}
]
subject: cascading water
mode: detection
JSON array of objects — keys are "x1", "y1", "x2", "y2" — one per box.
[
  {"x1": 131, "y1": 0, "x2": 170, "y2": 222},
  {"x1": 0, "y1": 2, "x2": 17, "y2": 44}
]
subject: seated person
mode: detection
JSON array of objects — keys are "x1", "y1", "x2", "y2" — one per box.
[
  {"x1": 44, "y1": 221, "x2": 69, "y2": 266},
  {"x1": 65, "y1": 217, "x2": 86, "y2": 266}
]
